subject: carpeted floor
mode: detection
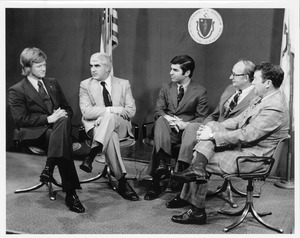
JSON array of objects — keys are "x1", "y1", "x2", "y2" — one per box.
[{"x1": 6, "y1": 151, "x2": 295, "y2": 235}]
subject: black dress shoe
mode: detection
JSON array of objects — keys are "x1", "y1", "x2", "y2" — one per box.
[
  {"x1": 154, "y1": 160, "x2": 169, "y2": 179},
  {"x1": 166, "y1": 194, "x2": 189, "y2": 208},
  {"x1": 144, "y1": 183, "x2": 161, "y2": 200},
  {"x1": 65, "y1": 194, "x2": 85, "y2": 213},
  {"x1": 118, "y1": 181, "x2": 139, "y2": 201},
  {"x1": 79, "y1": 156, "x2": 93, "y2": 173},
  {"x1": 40, "y1": 166, "x2": 53, "y2": 183},
  {"x1": 171, "y1": 208, "x2": 207, "y2": 225},
  {"x1": 171, "y1": 164, "x2": 209, "y2": 184}
]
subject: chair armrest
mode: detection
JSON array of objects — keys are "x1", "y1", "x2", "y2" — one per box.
[{"x1": 236, "y1": 156, "x2": 275, "y2": 179}]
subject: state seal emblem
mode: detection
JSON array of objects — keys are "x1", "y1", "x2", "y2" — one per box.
[{"x1": 188, "y1": 8, "x2": 223, "y2": 45}]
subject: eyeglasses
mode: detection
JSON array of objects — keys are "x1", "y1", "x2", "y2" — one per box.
[{"x1": 231, "y1": 72, "x2": 247, "y2": 77}]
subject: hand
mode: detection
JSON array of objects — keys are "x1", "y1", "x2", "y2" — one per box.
[
  {"x1": 196, "y1": 125, "x2": 212, "y2": 141},
  {"x1": 47, "y1": 107, "x2": 68, "y2": 123},
  {"x1": 94, "y1": 117, "x2": 102, "y2": 127}
]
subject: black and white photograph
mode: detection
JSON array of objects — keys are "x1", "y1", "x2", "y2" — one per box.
[{"x1": 1, "y1": 0, "x2": 299, "y2": 236}]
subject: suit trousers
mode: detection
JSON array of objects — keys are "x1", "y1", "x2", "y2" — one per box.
[
  {"x1": 180, "y1": 121, "x2": 256, "y2": 208},
  {"x1": 175, "y1": 122, "x2": 202, "y2": 171},
  {"x1": 25, "y1": 117, "x2": 81, "y2": 192},
  {"x1": 146, "y1": 116, "x2": 183, "y2": 176},
  {"x1": 90, "y1": 112, "x2": 128, "y2": 180}
]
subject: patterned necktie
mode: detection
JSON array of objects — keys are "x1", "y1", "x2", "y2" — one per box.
[
  {"x1": 177, "y1": 85, "x2": 184, "y2": 104},
  {"x1": 100, "y1": 81, "x2": 112, "y2": 107},
  {"x1": 224, "y1": 90, "x2": 242, "y2": 117},
  {"x1": 37, "y1": 80, "x2": 53, "y2": 113}
]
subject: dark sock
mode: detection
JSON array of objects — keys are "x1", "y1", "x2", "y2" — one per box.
[
  {"x1": 177, "y1": 161, "x2": 189, "y2": 172},
  {"x1": 118, "y1": 176, "x2": 127, "y2": 184},
  {"x1": 89, "y1": 144, "x2": 103, "y2": 161},
  {"x1": 194, "y1": 152, "x2": 208, "y2": 165},
  {"x1": 193, "y1": 206, "x2": 205, "y2": 213},
  {"x1": 45, "y1": 157, "x2": 56, "y2": 172}
]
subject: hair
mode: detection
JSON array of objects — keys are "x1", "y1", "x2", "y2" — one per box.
[
  {"x1": 170, "y1": 55, "x2": 195, "y2": 78},
  {"x1": 238, "y1": 58, "x2": 255, "y2": 82},
  {"x1": 20, "y1": 47, "x2": 47, "y2": 76},
  {"x1": 91, "y1": 52, "x2": 112, "y2": 72},
  {"x1": 254, "y1": 62, "x2": 284, "y2": 88}
]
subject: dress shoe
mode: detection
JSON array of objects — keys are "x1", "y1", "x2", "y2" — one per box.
[
  {"x1": 171, "y1": 163, "x2": 209, "y2": 184},
  {"x1": 166, "y1": 194, "x2": 189, "y2": 208},
  {"x1": 79, "y1": 156, "x2": 93, "y2": 173},
  {"x1": 171, "y1": 208, "x2": 207, "y2": 225},
  {"x1": 144, "y1": 182, "x2": 161, "y2": 200},
  {"x1": 118, "y1": 181, "x2": 139, "y2": 201},
  {"x1": 154, "y1": 160, "x2": 169, "y2": 179},
  {"x1": 40, "y1": 166, "x2": 53, "y2": 183},
  {"x1": 65, "y1": 194, "x2": 85, "y2": 213}
]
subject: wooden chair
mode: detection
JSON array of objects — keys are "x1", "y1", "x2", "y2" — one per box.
[
  {"x1": 219, "y1": 137, "x2": 289, "y2": 233},
  {"x1": 78, "y1": 122, "x2": 139, "y2": 191},
  {"x1": 13, "y1": 140, "x2": 62, "y2": 201}
]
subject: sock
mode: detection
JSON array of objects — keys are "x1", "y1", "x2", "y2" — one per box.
[
  {"x1": 45, "y1": 157, "x2": 56, "y2": 172},
  {"x1": 177, "y1": 161, "x2": 189, "y2": 172},
  {"x1": 193, "y1": 206, "x2": 205, "y2": 213},
  {"x1": 118, "y1": 176, "x2": 127, "y2": 185},
  {"x1": 194, "y1": 152, "x2": 208, "y2": 165},
  {"x1": 89, "y1": 144, "x2": 103, "y2": 160}
]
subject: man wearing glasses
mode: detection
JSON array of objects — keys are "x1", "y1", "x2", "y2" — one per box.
[{"x1": 165, "y1": 59, "x2": 256, "y2": 201}]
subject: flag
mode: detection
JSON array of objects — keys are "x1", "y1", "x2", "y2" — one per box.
[
  {"x1": 100, "y1": 8, "x2": 119, "y2": 56},
  {"x1": 280, "y1": 9, "x2": 295, "y2": 110}
]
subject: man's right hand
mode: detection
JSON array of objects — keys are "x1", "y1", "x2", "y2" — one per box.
[{"x1": 47, "y1": 107, "x2": 68, "y2": 123}]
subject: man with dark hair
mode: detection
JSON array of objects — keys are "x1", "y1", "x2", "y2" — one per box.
[
  {"x1": 9, "y1": 47, "x2": 85, "y2": 213},
  {"x1": 169, "y1": 62, "x2": 289, "y2": 225},
  {"x1": 144, "y1": 55, "x2": 209, "y2": 200},
  {"x1": 165, "y1": 59, "x2": 257, "y2": 201}
]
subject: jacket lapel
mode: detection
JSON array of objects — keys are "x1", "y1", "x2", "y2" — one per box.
[
  {"x1": 23, "y1": 78, "x2": 49, "y2": 112},
  {"x1": 111, "y1": 76, "x2": 122, "y2": 105},
  {"x1": 43, "y1": 79, "x2": 58, "y2": 108},
  {"x1": 176, "y1": 80, "x2": 196, "y2": 112},
  {"x1": 170, "y1": 83, "x2": 178, "y2": 110}
]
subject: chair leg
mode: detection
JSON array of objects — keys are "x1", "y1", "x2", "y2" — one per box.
[
  {"x1": 79, "y1": 165, "x2": 118, "y2": 191},
  {"x1": 221, "y1": 179, "x2": 283, "y2": 233},
  {"x1": 208, "y1": 179, "x2": 238, "y2": 208},
  {"x1": 14, "y1": 181, "x2": 57, "y2": 201}
]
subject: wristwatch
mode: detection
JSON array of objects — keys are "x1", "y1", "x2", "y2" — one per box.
[{"x1": 209, "y1": 132, "x2": 215, "y2": 140}]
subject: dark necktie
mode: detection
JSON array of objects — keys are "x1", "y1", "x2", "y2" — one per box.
[
  {"x1": 38, "y1": 80, "x2": 53, "y2": 113},
  {"x1": 224, "y1": 90, "x2": 242, "y2": 117},
  {"x1": 177, "y1": 85, "x2": 184, "y2": 105},
  {"x1": 100, "y1": 81, "x2": 112, "y2": 107}
]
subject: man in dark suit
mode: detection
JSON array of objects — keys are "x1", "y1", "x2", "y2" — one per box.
[
  {"x1": 165, "y1": 59, "x2": 256, "y2": 197},
  {"x1": 8, "y1": 47, "x2": 85, "y2": 213},
  {"x1": 144, "y1": 55, "x2": 209, "y2": 200},
  {"x1": 169, "y1": 62, "x2": 289, "y2": 225}
]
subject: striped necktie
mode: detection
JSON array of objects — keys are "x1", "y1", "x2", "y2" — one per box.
[{"x1": 177, "y1": 85, "x2": 184, "y2": 105}]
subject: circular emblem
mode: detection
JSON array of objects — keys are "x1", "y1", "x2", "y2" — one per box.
[{"x1": 188, "y1": 8, "x2": 223, "y2": 45}]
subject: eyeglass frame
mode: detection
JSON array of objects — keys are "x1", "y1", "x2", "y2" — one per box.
[{"x1": 230, "y1": 71, "x2": 248, "y2": 77}]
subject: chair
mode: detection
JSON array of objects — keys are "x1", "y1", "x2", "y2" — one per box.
[
  {"x1": 78, "y1": 122, "x2": 139, "y2": 191},
  {"x1": 219, "y1": 137, "x2": 289, "y2": 233},
  {"x1": 13, "y1": 139, "x2": 62, "y2": 201}
]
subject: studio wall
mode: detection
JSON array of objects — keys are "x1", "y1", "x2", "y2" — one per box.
[{"x1": 6, "y1": 8, "x2": 285, "y2": 174}]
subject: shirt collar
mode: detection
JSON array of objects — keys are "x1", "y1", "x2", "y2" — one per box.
[{"x1": 177, "y1": 78, "x2": 191, "y2": 91}]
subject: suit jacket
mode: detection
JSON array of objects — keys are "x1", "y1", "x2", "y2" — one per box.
[
  {"x1": 9, "y1": 77, "x2": 73, "y2": 141},
  {"x1": 214, "y1": 90, "x2": 289, "y2": 158},
  {"x1": 203, "y1": 84, "x2": 256, "y2": 124},
  {"x1": 79, "y1": 76, "x2": 136, "y2": 136},
  {"x1": 154, "y1": 80, "x2": 208, "y2": 123}
]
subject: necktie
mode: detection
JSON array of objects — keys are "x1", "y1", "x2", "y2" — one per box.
[
  {"x1": 38, "y1": 80, "x2": 53, "y2": 113},
  {"x1": 100, "y1": 81, "x2": 112, "y2": 107},
  {"x1": 177, "y1": 85, "x2": 184, "y2": 105},
  {"x1": 224, "y1": 90, "x2": 242, "y2": 117}
]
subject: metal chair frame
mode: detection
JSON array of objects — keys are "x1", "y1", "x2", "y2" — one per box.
[{"x1": 220, "y1": 137, "x2": 289, "y2": 233}]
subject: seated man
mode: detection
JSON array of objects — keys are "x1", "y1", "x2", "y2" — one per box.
[
  {"x1": 8, "y1": 47, "x2": 85, "y2": 213},
  {"x1": 79, "y1": 52, "x2": 139, "y2": 201},
  {"x1": 169, "y1": 62, "x2": 289, "y2": 224},
  {"x1": 166, "y1": 59, "x2": 256, "y2": 196},
  {"x1": 144, "y1": 55, "x2": 209, "y2": 200}
]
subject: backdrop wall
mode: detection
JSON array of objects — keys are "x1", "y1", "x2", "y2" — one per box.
[{"x1": 5, "y1": 8, "x2": 286, "y2": 175}]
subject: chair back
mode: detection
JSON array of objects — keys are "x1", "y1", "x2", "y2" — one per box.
[{"x1": 270, "y1": 136, "x2": 290, "y2": 176}]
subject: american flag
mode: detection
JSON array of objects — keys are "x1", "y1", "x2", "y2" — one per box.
[{"x1": 100, "y1": 8, "x2": 119, "y2": 55}]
